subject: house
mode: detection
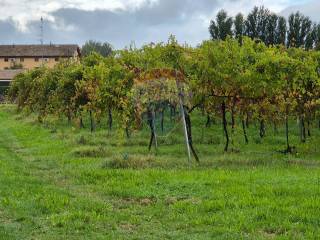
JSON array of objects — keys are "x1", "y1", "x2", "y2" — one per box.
[
  {"x1": 0, "y1": 69, "x2": 25, "y2": 83},
  {"x1": 0, "y1": 69, "x2": 25, "y2": 98},
  {"x1": 0, "y1": 44, "x2": 81, "y2": 70}
]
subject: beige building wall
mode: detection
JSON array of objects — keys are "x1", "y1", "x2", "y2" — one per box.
[{"x1": 0, "y1": 52, "x2": 78, "y2": 70}]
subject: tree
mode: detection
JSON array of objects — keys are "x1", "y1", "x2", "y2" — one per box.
[
  {"x1": 265, "y1": 13, "x2": 278, "y2": 46},
  {"x1": 315, "y1": 24, "x2": 320, "y2": 50},
  {"x1": 98, "y1": 56, "x2": 134, "y2": 132},
  {"x1": 287, "y1": 12, "x2": 312, "y2": 48},
  {"x1": 245, "y1": 6, "x2": 270, "y2": 43},
  {"x1": 8, "y1": 33, "x2": 320, "y2": 156},
  {"x1": 48, "y1": 60, "x2": 83, "y2": 124},
  {"x1": 288, "y1": 48, "x2": 319, "y2": 141},
  {"x1": 209, "y1": 10, "x2": 233, "y2": 40},
  {"x1": 245, "y1": 6, "x2": 259, "y2": 39},
  {"x1": 81, "y1": 40, "x2": 113, "y2": 57},
  {"x1": 300, "y1": 16, "x2": 313, "y2": 48},
  {"x1": 195, "y1": 38, "x2": 246, "y2": 152},
  {"x1": 276, "y1": 16, "x2": 287, "y2": 45},
  {"x1": 234, "y1": 13, "x2": 245, "y2": 45},
  {"x1": 305, "y1": 24, "x2": 317, "y2": 50},
  {"x1": 256, "y1": 7, "x2": 271, "y2": 44}
]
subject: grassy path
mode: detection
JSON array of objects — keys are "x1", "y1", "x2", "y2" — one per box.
[{"x1": 0, "y1": 106, "x2": 319, "y2": 239}]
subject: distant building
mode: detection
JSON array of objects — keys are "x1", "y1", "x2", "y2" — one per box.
[
  {"x1": 0, "y1": 69, "x2": 25, "y2": 82},
  {"x1": 0, "y1": 44, "x2": 80, "y2": 99},
  {"x1": 0, "y1": 44, "x2": 81, "y2": 70},
  {"x1": 0, "y1": 69, "x2": 25, "y2": 98}
]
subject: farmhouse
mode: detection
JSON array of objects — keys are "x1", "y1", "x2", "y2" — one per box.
[{"x1": 0, "y1": 44, "x2": 81, "y2": 70}]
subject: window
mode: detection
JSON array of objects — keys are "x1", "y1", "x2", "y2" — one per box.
[
  {"x1": 9, "y1": 58, "x2": 15, "y2": 62},
  {"x1": 20, "y1": 58, "x2": 24, "y2": 62},
  {"x1": 35, "y1": 57, "x2": 39, "y2": 62},
  {"x1": 43, "y1": 58, "x2": 49, "y2": 62},
  {"x1": 55, "y1": 57, "x2": 59, "y2": 62},
  {"x1": 4, "y1": 58, "x2": 8, "y2": 62}
]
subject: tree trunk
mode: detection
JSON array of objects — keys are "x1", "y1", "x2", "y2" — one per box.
[
  {"x1": 242, "y1": 119, "x2": 249, "y2": 144},
  {"x1": 222, "y1": 101, "x2": 229, "y2": 152},
  {"x1": 300, "y1": 116, "x2": 306, "y2": 143},
  {"x1": 79, "y1": 112, "x2": 84, "y2": 129},
  {"x1": 185, "y1": 109, "x2": 199, "y2": 162},
  {"x1": 160, "y1": 107, "x2": 165, "y2": 133},
  {"x1": 147, "y1": 108, "x2": 157, "y2": 151},
  {"x1": 89, "y1": 110, "x2": 95, "y2": 133},
  {"x1": 259, "y1": 119, "x2": 265, "y2": 138},
  {"x1": 108, "y1": 108, "x2": 113, "y2": 131},
  {"x1": 231, "y1": 98, "x2": 236, "y2": 133},
  {"x1": 125, "y1": 127, "x2": 130, "y2": 139},
  {"x1": 246, "y1": 112, "x2": 250, "y2": 128},
  {"x1": 307, "y1": 120, "x2": 311, "y2": 137},
  {"x1": 206, "y1": 115, "x2": 211, "y2": 128}
]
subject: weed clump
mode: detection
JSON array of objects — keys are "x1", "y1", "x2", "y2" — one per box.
[
  {"x1": 204, "y1": 136, "x2": 221, "y2": 145},
  {"x1": 104, "y1": 154, "x2": 155, "y2": 169},
  {"x1": 253, "y1": 137, "x2": 262, "y2": 144},
  {"x1": 72, "y1": 146, "x2": 109, "y2": 158},
  {"x1": 77, "y1": 135, "x2": 87, "y2": 145}
]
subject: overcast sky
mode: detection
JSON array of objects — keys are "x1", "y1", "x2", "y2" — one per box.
[{"x1": 0, "y1": 0, "x2": 318, "y2": 49}]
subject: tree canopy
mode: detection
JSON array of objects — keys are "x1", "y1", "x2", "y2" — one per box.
[
  {"x1": 209, "y1": 6, "x2": 319, "y2": 50},
  {"x1": 81, "y1": 40, "x2": 113, "y2": 57}
]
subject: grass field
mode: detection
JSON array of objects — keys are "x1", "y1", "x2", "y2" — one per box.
[{"x1": 0, "y1": 105, "x2": 319, "y2": 239}]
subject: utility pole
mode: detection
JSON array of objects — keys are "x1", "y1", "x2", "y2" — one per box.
[
  {"x1": 40, "y1": 17, "x2": 44, "y2": 45},
  {"x1": 40, "y1": 17, "x2": 44, "y2": 64}
]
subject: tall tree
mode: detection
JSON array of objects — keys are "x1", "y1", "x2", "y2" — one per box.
[
  {"x1": 245, "y1": 6, "x2": 259, "y2": 39},
  {"x1": 300, "y1": 16, "x2": 313, "y2": 48},
  {"x1": 81, "y1": 40, "x2": 113, "y2": 57},
  {"x1": 305, "y1": 24, "x2": 317, "y2": 50},
  {"x1": 256, "y1": 7, "x2": 270, "y2": 43},
  {"x1": 276, "y1": 16, "x2": 287, "y2": 45},
  {"x1": 234, "y1": 13, "x2": 245, "y2": 45},
  {"x1": 287, "y1": 12, "x2": 312, "y2": 48},
  {"x1": 209, "y1": 10, "x2": 233, "y2": 40},
  {"x1": 245, "y1": 6, "x2": 270, "y2": 43},
  {"x1": 315, "y1": 24, "x2": 320, "y2": 50},
  {"x1": 265, "y1": 13, "x2": 278, "y2": 46}
]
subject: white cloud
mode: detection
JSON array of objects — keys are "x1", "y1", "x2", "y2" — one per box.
[
  {"x1": 0, "y1": 0, "x2": 302, "y2": 31},
  {"x1": 281, "y1": 0, "x2": 320, "y2": 21},
  {"x1": 219, "y1": 0, "x2": 293, "y2": 15},
  {"x1": 0, "y1": 0, "x2": 149, "y2": 31},
  {"x1": 0, "y1": 0, "x2": 317, "y2": 48}
]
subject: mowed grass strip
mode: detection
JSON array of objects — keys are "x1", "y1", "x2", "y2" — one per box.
[{"x1": 0, "y1": 105, "x2": 319, "y2": 239}]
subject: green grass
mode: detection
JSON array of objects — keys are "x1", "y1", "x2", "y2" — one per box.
[{"x1": 0, "y1": 105, "x2": 319, "y2": 239}]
